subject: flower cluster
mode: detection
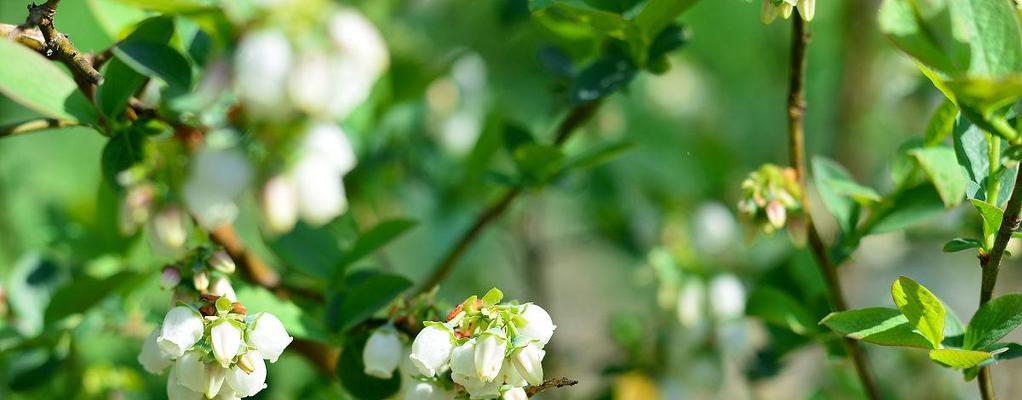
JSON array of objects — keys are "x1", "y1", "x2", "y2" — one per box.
[
  {"x1": 161, "y1": 247, "x2": 239, "y2": 303},
  {"x1": 138, "y1": 295, "x2": 293, "y2": 399},
  {"x1": 760, "y1": 0, "x2": 815, "y2": 24},
  {"x1": 402, "y1": 289, "x2": 556, "y2": 399},
  {"x1": 737, "y1": 164, "x2": 802, "y2": 234}
]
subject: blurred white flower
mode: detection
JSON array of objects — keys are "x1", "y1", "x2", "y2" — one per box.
[
  {"x1": 261, "y1": 175, "x2": 299, "y2": 234},
  {"x1": 168, "y1": 368, "x2": 203, "y2": 400},
  {"x1": 159, "y1": 306, "x2": 204, "y2": 358},
  {"x1": 709, "y1": 274, "x2": 746, "y2": 321},
  {"x1": 183, "y1": 147, "x2": 252, "y2": 229},
  {"x1": 225, "y1": 351, "x2": 267, "y2": 397},
  {"x1": 511, "y1": 343, "x2": 544, "y2": 386},
  {"x1": 797, "y1": 0, "x2": 814, "y2": 20},
  {"x1": 209, "y1": 251, "x2": 236, "y2": 274},
  {"x1": 518, "y1": 304, "x2": 556, "y2": 346},
  {"x1": 248, "y1": 313, "x2": 293, "y2": 363},
  {"x1": 119, "y1": 183, "x2": 154, "y2": 235},
  {"x1": 211, "y1": 322, "x2": 244, "y2": 368},
  {"x1": 193, "y1": 272, "x2": 210, "y2": 293},
  {"x1": 409, "y1": 324, "x2": 454, "y2": 377},
  {"x1": 299, "y1": 123, "x2": 356, "y2": 174},
  {"x1": 363, "y1": 327, "x2": 403, "y2": 379},
  {"x1": 174, "y1": 350, "x2": 207, "y2": 393},
  {"x1": 149, "y1": 207, "x2": 189, "y2": 254},
  {"x1": 235, "y1": 30, "x2": 292, "y2": 119},
  {"x1": 692, "y1": 202, "x2": 737, "y2": 256},
  {"x1": 210, "y1": 277, "x2": 237, "y2": 302},
  {"x1": 677, "y1": 279, "x2": 705, "y2": 328},
  {"x1": 288, "y1": 53, "x2": 336, "y2": 117},
  {"x1": 326, "y1": 8, "x2": 389, "y2": 119},
  {"x1": 404, "y1": 382, "x2": 453, "y2": 400},
  {"x1": 503, "y1": 387, "x2": 528, "y2": 400},
  {"x1": 291, "y1": 156, "x2": 347, "y2": 226},
  {"x1": 474, "y1": 332, "x2": 506, "y2": 382},
  {"x1": 139, "y1": 328, "x2": 173, "y2": 374}
]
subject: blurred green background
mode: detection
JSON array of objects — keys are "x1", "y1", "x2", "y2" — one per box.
[{"x1": 1, "y1": 0, "x2": 1019, "y2": 399}]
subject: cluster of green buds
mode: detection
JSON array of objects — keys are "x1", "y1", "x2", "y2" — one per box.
[
  {"x1": 760, "y1": 0, "x2": 815, "y2": 24},
  {"x1": 162, "y1": 247, "x2": 238, "y2": 303},
  {"x1": 407, "y1": 288, "x2": 556, "y2": 399},
  {"x1": 737, "y1": 164, "x2": 802, "y2": 234}
]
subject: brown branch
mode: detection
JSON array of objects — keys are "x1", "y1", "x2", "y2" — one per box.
[
  {"x1": 526, "y1": 377, "x2": 578, "y2": 397},
  {"x1": 19, "y1": 0, "x2": 103, "y2": 95},
  {"x1": 412, "y1": 100, "x2": 602, "y2": 295},
  {"x1": 786, "y1": 15, "x2": 882, "y2": 400},
  {"x1": 975, "y1": 167, "x2": 1022, "y2": 400},
  {"x1": 1, "y1": 23, "x2": 45, "y2": 52},
  {"x1": 208, "y1": 225, "x2": 325, "y2": 302},
  {"x1": 0, "y1": 118, "x2": 76, "y2": 137}
]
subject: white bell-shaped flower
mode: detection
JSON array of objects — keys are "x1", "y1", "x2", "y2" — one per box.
[
  {"x1": 174, "y1": 350, "x2": 207, "y2": 393},
  {"x1": 183, "y1": 147, "x2": 253, "y2": 229},
  {"x1": 328, "y1": 8, "x2": 389, "y2": 78},
  {"x1": 168, "y1": 368, "x2": 203, "y2": 400},
  {"x1": 261, "y1": 175, "x2": 299, "y2": 234},
  {"x1": 249, "y1": 313, "x2": 293, "y2": 363},
  {"x1": 709, "y1": 274, "x2": 746, "y2": 321},
  {"x1": 225, "y1": 351, "x2": 267, "y2": 397},
  {"x1": 158, "y1": 306, "x2": 204, "y2": 358},
  {"x1": 409, "y1": 324, "x2": 454, "y2": 377},
  {"x1": 503, "y1": 387, "x2": 528, "y2": 400},
  {"x1": 210, "y1": 277, "x2": 238, "y2": 302},
  {"x1": 211, "y1": 321, "x2": 244, "y2": 368},
  {"x1": 511, "y1": 343, "x2": 545, "y2": 386},
  {"x1": 291, "y1": 156, "x2": 347, "y2": 226},
  {"x1": 149, "y1": 207, "x2": 189, "y2": 254},
  {"x1": 299, "y1": 123, "x2": 356, "y2": 175},
  {"x1": 518, "y1": 304, "x2": 556, "y2": 346},
  {"x1": 362, "y1": 327, "x2": 403, "y2": 379},
  {"x1": 209, "y1": 251, "x2": 236, "y2": 274},
  {"x1": 677, "y1": 279, "x2": 705, "y2": 328},
  {"x1": 474, "y1": 332, "x2": 506, "y2": 383},
  {"x1": 138, "y1": 327, "x2": 173, "y2": 373},
  {"x1": 205, "y1": 365, "x2": 228, "y2": 398},
  {"x1": 288, "y1": 53, "x2": 336, "y2": 117},
  {"x1": 450, "y1": 339, "x2": 501, "y2": 399},
  {"x1": 403, "y1": 381, "x2": 452, "y2": 400},
  {"x1": 234, "y1": 30, "x2": 292, "y2": 119}
]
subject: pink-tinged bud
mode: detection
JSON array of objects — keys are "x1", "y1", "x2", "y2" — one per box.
[
  {"x1": 208, "y1": 251, "x2": 236, "y2": 274},
  {"x1": 765, "y1": 200, "x2": 787, "y2": 229},
  {"x1": 161, "y1": 266, "x2": 182, "y2": 289},
  {"x1": 261, "y1": 176, "x2": 299, "y2": 234},
  {"x1": 119, "y1": 183, "x2": 155, "y2": 235}
]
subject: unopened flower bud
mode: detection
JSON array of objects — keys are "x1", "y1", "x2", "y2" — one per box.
[
  {"x1": 503, "y1": 387, "x2": 528, "y2": 400},
  {"x1": 211, "y1": 321, "x2": 243, "y2": 368},
  {"x1": 797, "y1": 0, "x2": 815, "y2": 20},
  {"x1": 149, "y1": 207, "x2": 188, "y2": 253},
  {"x1": 209, "y1": 251, "x2": 236, "y2": 274},
  {"x1": 409, "y1": 324, "x2": 455, "y2": 377},
  {"x1": 363, "y1": 327, "x2": 403, "y2": 379},
  {"x1": 518, "y1": 304, "x2": 556, "y2": 346},
  {"x1": 193, "y1": 271, "x2": 210, "y2": 293},
  {"x1": 261, "y1": 176, "x2": 299, "y2": 234},
  {"x1": 158, "y1": 306, "x2": 204, "y2": 358},
  {"x1": 161, "y1": 266, "x2": 182, "y2": 289},
  {"x1": 119, "y1": 183, "x2": 155, "y2": 235},
  {"x1": 248, "y1": 313, "x2": 293, "y2": 363},
  {"x1": 474, "y1": 332, "x2": 506, "y2": 383},
  {"x1": 292, "y1": 156, "x2": 347, "y2": 226},
  {"x1": 511, "y1": 343, "x2": 545, "y2": 386},
  {"x1": 766, "y1": 200, "x2": 787, "y2": 229}
]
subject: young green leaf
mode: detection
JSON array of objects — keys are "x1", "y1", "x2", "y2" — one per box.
[
  {"x1": 96, "y1": 58, "x2": 146, "y2": 120},
  {"x1": 820, "y1": 307, "x2": 933, "y2": 349},
  {"x1": 923, "y1": 100, "x2": 958, "y2": 146},
  {"x1": 481, "y1": 288, "x2": 504, "y2": 307},
  {"x1": 946, "y1": 0, "x2": 1022, "y2": 78},
  {"x1": 811, "y1": 157, "x2": 864, "y2": 234},
  {"x1": 964, "y1": 294, "x2": 1022, "y2": 350},
  {"x1": 942, "y1": 238, "x2": 983, "y2": 253},
  {"x1": 101, "y1": 127, "x2": 147, "y2": 189},
  {"x1": 911, "y1": 147, "x2": 967, "y2": 207},
  {"x1": 114, "y1": 42, "x2": 193, "y2": 90},
  {"x1": 891, "y1": 276, "x2": 946, "y2": 349},
  {"x1": 745, "y1": 286, "x2": 817, "y2": 335},
  {"x1": 929, "y1": 348, "x2": 993, "y2": 369},
  {"x1": 0, "y1": 39, "x2": 95, "y2": 123},
  {"x1": 970, "y1": 199, "x2": 1003, "y2": 249},
  {"x1": 867, "y1": 184, "x2": 945, "y2": 235}
]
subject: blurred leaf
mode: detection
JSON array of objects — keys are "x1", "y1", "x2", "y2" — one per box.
[
  {"x1": 0, "y1": 39, "x2": 96, "y2": 123},
  {"x1": 96, "y1": 58, "x2": 145, "y2": 120},
  {"x1": 6, "y1": 256, "x2": 69, "y2": 336},
  {"x1": 964, "y1": 293, "x2": 1022, "y2": 350},
  {"x1": 745, "y1": 286, "x2": 817, "y2": 335},
  {"x1": 971, "y1": 198, "x2": 1003, "y2": 249},
  {"x1": 44, "y1": 272, "x2": 137, "y2": 325},
  {"x1": 929, "y1": 348, "x2": 991, "y2": 369},
  {"x1": 336, "y1": 333, "x2": 401, "y2": 399},
  {"x1": 812, "y1": 157, "x2": 868, "y2": 234},
  {"x1": 330, "y1": 272, "x2": 412, "y2": 333},
  {"x1": 113, "y1": 42, "x2": 193, "y2": 90},
  {"x1": 943, "y1": 238, "x2": 982, "y2": 253},
  {"x1": 100, "y1": 127, "x2": 146, "y2": 189},
  {"x1": 268, "y1": 223, "x2": 344, "y2": 280},
  {"x1": 868, "y1": 184, "x2": 946, "y2": 234},
  {"x1": 563, "y1": 140, "x2": 635, "y2": 171},
  {"x1": 514, "y1": 143, "x2": 565, "y2": 186},
  {"x1": 7, "y1": 350, "x2": 65, "y2": 391},
  {"x1": 633, "y1": 0, "x2": 697, "y2": 39},
  {"x1": 820, "y1": 307, "x2": 933, "y2": 349},
  {"x1": 878, "y1": 0, "x2": 962, "y2": 76},
  {"x1": 891, "y1": 276, "x2": 946, "y2": 349},
  {"x1": 946, "y1": 0, "x2": 1022, "y2": 78},
  {"x1": 342, "y1": 219, "x2": 418, "y2": 268},
  {"x1": 110, "y1": 0, "x2": 216, "y2": 13},
  {"x1": 235, "y1": 286, "x2": 326, "y2": 340},
  {"x1": 911, "y1": 147, "x2": 967, "y2": 207},
  {"x1": 924, "y1": 100, "x2": 958, "y2": 146},
  {"x1": 570, "y1": 53, "x2": 637, "y2": 105}
]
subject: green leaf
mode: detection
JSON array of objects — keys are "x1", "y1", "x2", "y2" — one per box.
[
  {"x1": 110, "y1": 0, "x2": 217, "y2": 14},
  {"x1": 745, "y1": 286, "x2": 818, "y2": 335},
  {"x1": 6, "y1": 255, "x2": 68, "y2": 336},
  {"x1": 924, "y1": 100, "x2": 958, "y2": 146},
  {"x1": 570, "y1": 53, "x2": 638, "y2": 105},
  {"x1": 868, "y1": 184, "x2": 946, "y2": 234},
  {"x1": 891, "y1": 276, "x2": 946, "y2": 349},
  {"x1": 268, "y1": 223, "x2": 344, "y2": 280},
  {"x1": 337, "y1": 332, "x2": 401, "y2": 399},
  {"x1": 113, "y1": 42, "x2": 193, "y2": 90},
  {"x1": 96, "y1": 58, "x2": 145, "y2": 120},
  {"x1": 963, "y1": 343, "x2": 1022, "y2": 381},
  {"x1": 0, "y1": 39, "x2": 95, "y2": 123},
  {"x1": 911, "y1": 147, "x2": 967, "y2": 207},
  {"x1": 943, "y1": 238, "x2": 982, "y2": 253},
  {"x1": 562, "y1": 140, "x2": 635, "y2": 171},
  {"x1": 971, "y1": 198, "x2": 1003, "y2": 249},
  {"x1": 100, "y1": 128, "x2": 147, "y2": 189},
  {"x1": 820, "y1": 307, "x2": 933, "y2": 349},
  {"x1": 953, "y1": 115, "x2": 989, "y2": 195},
  {"x1": 964, "y1": 294, "x2": 1022, "y2": 350},
  {"x1": 44, "y1": 272, "x2": 136, "y2": 325},
  {"x1": 947, "y1": 0, "x2": 1022, "y2": 78},
  {"x1": 514, "y1": 143, "x2": 565, "y2": 186},
  {"x1": 878, "y1": 0, "x2": 962, "y2": 76},
  {"x1": 481, "y1": 288, "x2": 504, "y2": 307},
  {"x1": 330, "y1": 272, "x2": 412, "y2": 333},
  {"x1": 342, "y1": 219, "x2": 418, "y2": 268},
  {"x1": 929, "y1": 348, "x2": 992, "y2": 369},
  {"x1": 812, "y1": 157, "x2": 866, "y2": 234},
  {"x1": 235, "y1": 286, "x2": 327, "y2": 340}
]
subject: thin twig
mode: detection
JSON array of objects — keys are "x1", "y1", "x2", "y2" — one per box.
[
  {"x1": 975, "y1": 166, "x2": 1022, "y2": 400},
  {"x1": 0, "y1": 118, "x2": 76, "y2": 137},
  {"x1": 526, "y1": 377, "x2": 579, "y2": 397},
  {"x1": 1, "y1": 23, "x2": 45, "y2": 52},
  {"x1": 786, "y1": 15, "x2": 882, "y2": 400},
  {"x1": 412, "y1": 100, "x2": 602, "y2": 295}
]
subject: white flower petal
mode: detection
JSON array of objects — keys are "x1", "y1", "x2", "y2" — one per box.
[
  {"x1": 511, "y1": 343, "x2": 545, "y2": 386},
  {"x1": 205, "y1": 365, "x2": 227, "y2": 399},
  {"x1": 503, "y1": 387, "x2": 527, "y2": 400},
  {"x1": 235, "y1": 30, "x2": 292, "y2": 119},
  {"x1": 519, "y1": 304, "x2": 556, "y2": 346},
  {"x1": 226, "y1": 351, "x2": 267, "y2": 397},
  {"x1": 158, "y1": 307, "x2": 204, "y2": 358},
  {"x1": 363, "y1": 328, "x2": 403, "y2": 379},
  {"x1": 249, "y1": 313, "x2": 293, "y2": 363},
  {"x1": 291, "y1": 156, "x2": 347, "y2": 226},
  {"x1": 211, "y1": 322, "x2": 244, "y2": 368},
  {"x1": 261, "y1": 175, "x2": 299, "y2": 234},
  {"x1": 138, "y1": 328, "x2": 173, "y2": 374},
  {"x1": 168, "y1": 368, "x2": 204, "y2": 400},
  {"x1": 409, "y1": 325, "x2": 454, "y2": 377},
  {"x1": 210, "y1": 277, "x2": 238, "y2": 302},
  {"x1": 473, "y1": 333, "x2": 505, "y2": 383},
  {"x1": 174, "y1": 351, "x2": 207, "y2": 393}
]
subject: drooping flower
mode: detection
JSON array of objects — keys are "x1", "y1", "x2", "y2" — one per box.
[
  {"x1": 167, "y1": 368, "x2": 203, "y2": 400},
  {"x1": 139, "y1": 328, "x2": 173, "y2": 374},
  {"x1": 149, "y1": 206, "x2": 189, "y2": 254},
  {"x1": 183, "y1": 146, "x2": 253, "y2": 229},
  {"x1": 261, "y1": 175, "x2": 299, "y2": 234},
  {"x1": 511, "y1": 343, "x2": 545, "y2": 386},
  {"x1": 450, "y1": 339, "x2": 502, "y2": 399},
  {"x1": 363, "y1": 327, "x2": 403, "y2": 379},
  {"x1": 503, "y1": 387, "x2": 528, "y2": 400},
  {"x1": 404, "y1": 381, "x2": 453, "y2": 400},
  {"x1": 291, "y1": 155, "x2": 347, "y2": 226},
  {"x1": 518, "y1": 304, "x2": 556, "y2": 346},
  {"x1": 205, "y1": 365, "x2": 228, "y2": 398},
  {"x1": 158, "y1": 306, "x2": 204, "y2": 358},
  {"x1": 248, "y1": 313, "x2": 294, "y2": 363},
  {"x1": 709, "y1": 274, "x2": 746, "y2": 321},
  {"x1": 211, "y1": 321, "x2": 244, "y2": 368},
  {"x1": 225, "y1": 351, "x2": 268, "y2": 397},
  {"x1": 474, "y1": 331, "x2": 506, "y2": 382},
  {"x1": 234, "y1": 30, "x2": 293, "y2": 119},
  {"x1": 409, "y1": 324, "x2": 455, "y2": 377},
  {"x1": 326, "y1": 8, "x2": 389, "y2": 119},
  {"x1": 174, "y1": 350, "x2": 207, "y2": 393}
]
